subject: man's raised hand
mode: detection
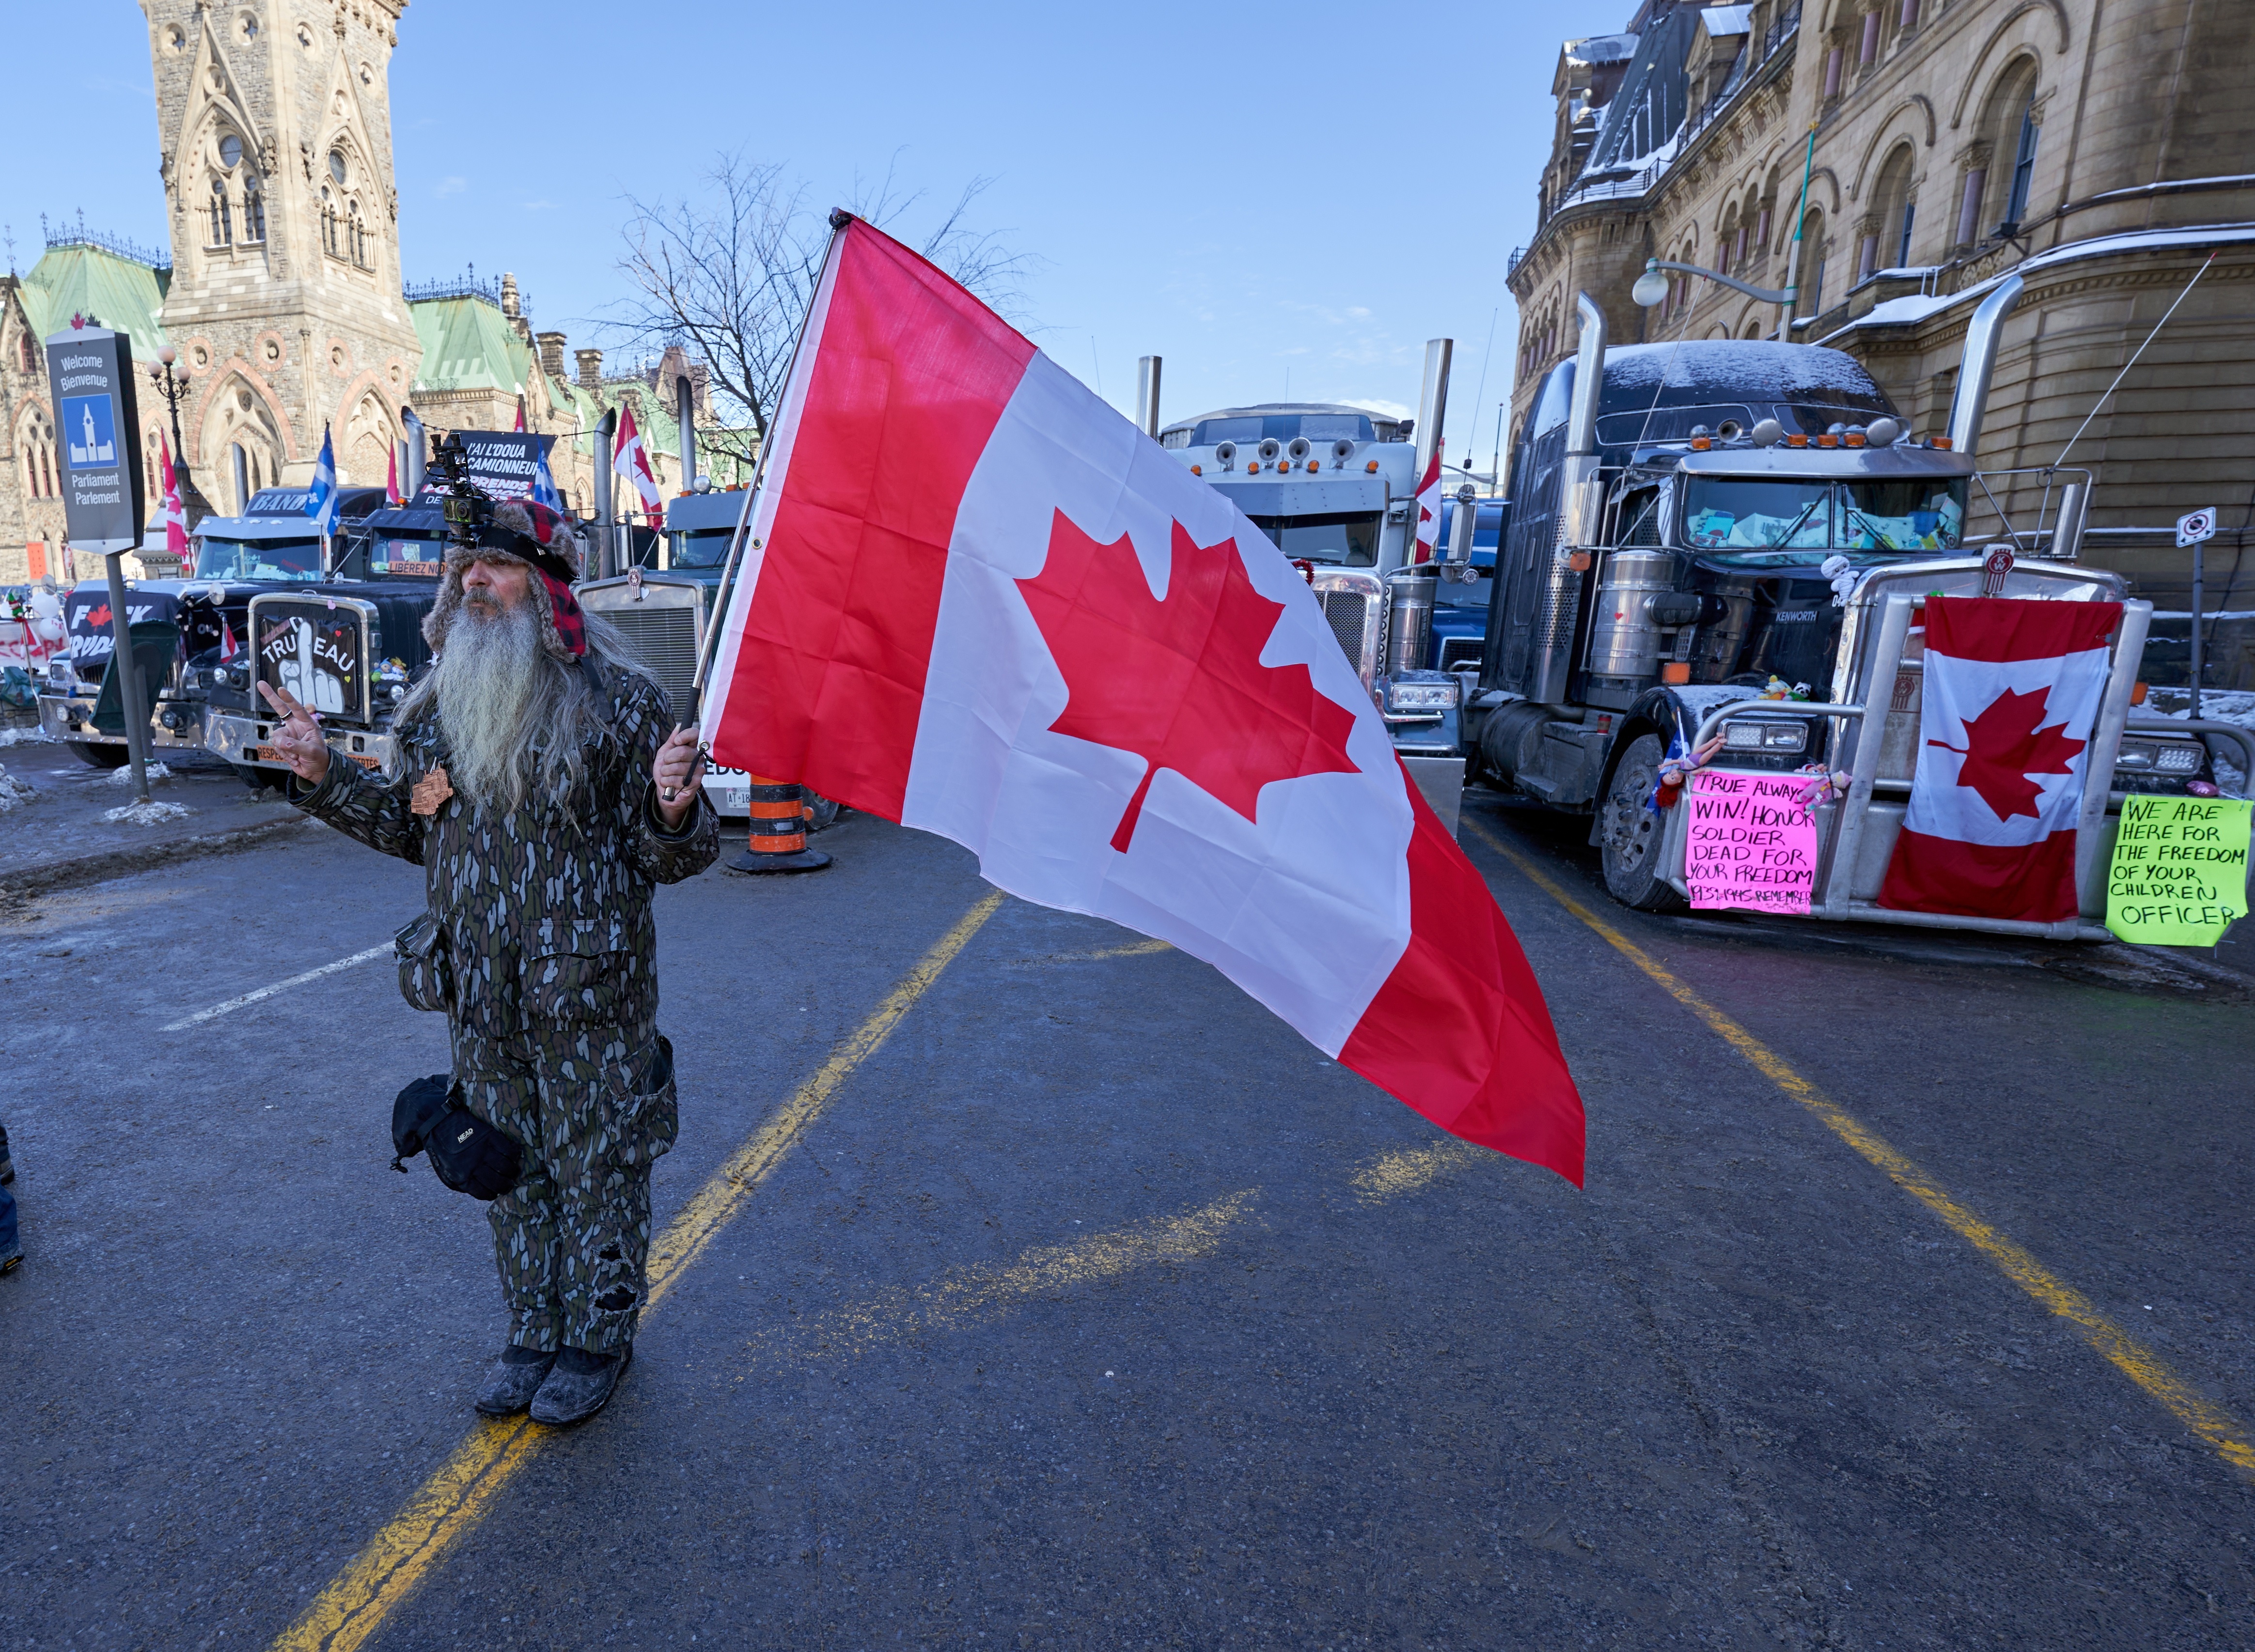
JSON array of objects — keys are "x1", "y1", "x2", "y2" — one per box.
[
  {"x1": 256, "y1": 680, "x2": 331, "y2": 784},
  {"x1": 653, "y1": 725, "x2": 706, "y2": 829}
]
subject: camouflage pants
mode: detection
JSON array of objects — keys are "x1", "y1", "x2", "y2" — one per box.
[{"x1": 450, "y1": 1016, "x2": 679, "y2": 1356}]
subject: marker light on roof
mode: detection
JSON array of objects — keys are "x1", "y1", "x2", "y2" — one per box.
[
  {"x1": 1247, "y1": 462, "x2": 1262, "y2": 474},
  {"x1": 1365, "y1": 460, "x2": 1379, "y2": 473},
  {"x1": 1844, "y1": 430, "x2": 1867, "y2": 447},
  {"x1": 1690, "y1": 436, "x2": 1713, "y2": 451},
  {"x1": 1786, "y1": 433, "x2": 1810, "y2": 448},
  {"x1": 1817, "y1": 434, "x2": 1840, "y2": 448},
  {"x1": 1305, "y1": 460, "x2": 1319, "y2": 472},
  {"x1": 1931, "y1": 436, "x2": 1953, "y2": 450},
  {"x1": 1190, "y1": 464, "x2": 1202, "y2": 476}
]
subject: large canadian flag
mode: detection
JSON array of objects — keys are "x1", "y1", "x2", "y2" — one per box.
[
  {"x1": 156, "y1": 433, "x2": 189, "y2": 561},
  {"x1": 1878, "y1": 596, "x2": 2123, "y2": 923},
  {"x1": 705, "y1": 219, "x2": 1583, "y2": 1182}
]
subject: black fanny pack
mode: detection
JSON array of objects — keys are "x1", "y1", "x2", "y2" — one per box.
[{"x1": 391, "y1": 1073, "x2": 523, "y2": 1200}]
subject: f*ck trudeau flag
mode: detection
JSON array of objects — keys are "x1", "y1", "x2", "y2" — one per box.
[{"x1": 704, "y1": 218, "x2": 1584, "y2": 1183}]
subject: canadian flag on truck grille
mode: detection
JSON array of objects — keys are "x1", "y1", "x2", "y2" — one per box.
[
  {"x1": 703, "y1": 218, "x2": 1583, "y2": 1182},
  {"x1": 1878, "y1": 596, "x2": 2123, "y2": 923}
]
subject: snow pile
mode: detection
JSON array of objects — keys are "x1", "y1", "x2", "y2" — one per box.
[
  {"x1": 105, "y1": 760, "x2": 172, "y2": 786},
  {"x1": 0, "y1": 726, "x2": 53, "y2": 748},
  {"x1": 1600, "y1": 340, "x2": 1884, "y2": 398},
  {"x1": 0, "y1": 763, "x2": 36, "y2": 812},
  {"x1": 103, "y1": 798, "x2": 193, "y2": 825}
]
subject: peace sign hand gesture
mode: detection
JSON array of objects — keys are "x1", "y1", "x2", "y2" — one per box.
[{"x1": 256, "y1": 680, "x2": 331, "y2": 785}]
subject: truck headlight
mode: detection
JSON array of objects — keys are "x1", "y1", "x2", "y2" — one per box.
[
  {"x1": 1722, "y1": 719, "x2": 1808, "y2": 752},
  {"x1": 2115, "y1": 737, "x2": 2203, "y2": 774},
  {"x1": 1384, "y1": 676, "x2": 1461, "y2": 713}
]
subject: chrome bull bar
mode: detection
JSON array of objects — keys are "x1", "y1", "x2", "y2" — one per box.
[{"x1": 1660, "y1": 595, "x2": 2202, "y2": 943}]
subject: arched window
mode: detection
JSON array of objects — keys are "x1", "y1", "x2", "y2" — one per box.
[
  {"x1": 2003, "y1": 92, "x2": 2039, "y2": 228},
  {"x1": 209, "y1": 176, "x2": 233, "y2": 248},
  {"x1": 1797, "y1": 209, "x2": 1828, "y2": 315},
  {"x1": 1867, "y1": 144, "x2": 1916, "y2": 278},
  {"x1": 349, "y1": 202, "x2": 370, "y2": 268},
  {"x1": 244, "y1": 174, "x2": 266, "y2": 243},
  {"x1": 16, "y1": 331, "x2": 34, "y2": 374}
]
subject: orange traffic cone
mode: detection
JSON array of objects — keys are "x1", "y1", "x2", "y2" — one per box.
[{"x1": 727, "y1": 774, "x2": 832, "y2": 874}]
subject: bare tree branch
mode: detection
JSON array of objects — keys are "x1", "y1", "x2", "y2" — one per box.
[{"x1": 609, "y1": 152, "x2": 1034, "y2": 465}]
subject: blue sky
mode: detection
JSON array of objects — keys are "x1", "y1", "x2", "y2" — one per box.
[{"x1": 5, "y1": 2, "x2": 1574, "y2": 471}]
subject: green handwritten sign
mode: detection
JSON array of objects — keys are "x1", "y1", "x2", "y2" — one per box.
[{"x1": 2104, "y1": 795, "x2": 2253, "y2": 946}]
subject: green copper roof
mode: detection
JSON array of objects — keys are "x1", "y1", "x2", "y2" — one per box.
[
  {"x1": 19, "y1": 244, "x2": 171, "y2": 359},
  {"x1": 408, "y1": 294, "x2": 532, "y2": 395}
]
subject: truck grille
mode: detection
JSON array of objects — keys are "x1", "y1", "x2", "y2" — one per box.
[
  {"x1": 607, "y1": 605, "x2": 701, "y2": 724},
  {"x1": 1438, "y1": 636, "x2": 1483, "y2": 672},
  {"x1": 1322, "y1": 591, "x2": 1368, "y2": 665}
]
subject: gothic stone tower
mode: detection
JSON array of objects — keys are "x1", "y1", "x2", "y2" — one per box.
[{"x1": 140, "y1": 0, "x2": 421, "y2": 505}]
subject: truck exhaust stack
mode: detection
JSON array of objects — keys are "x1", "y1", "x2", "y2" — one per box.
[{"x1": 1944, "y1": 273, "x2": 2023, "y2": 458}]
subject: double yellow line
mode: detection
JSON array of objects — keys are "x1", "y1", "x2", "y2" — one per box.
[
  {"x1": 1467, "y1": 817, "x2": 2255, "y2": 1478},
  {"x1": 270, "y1": 890, "x2": 1005, "y2": 1652}
]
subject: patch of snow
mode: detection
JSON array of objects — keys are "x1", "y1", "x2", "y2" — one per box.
[
  {"x1": 1669, "y1": 685, "x2": 1766, "y2": 715},
  {"x1": 1566, "y1": 32, "x2": 1639, "y2": 64},
  {"x1": 0, "y1": 763, "x2": 36, "y2": 811},
  {"x1": 1600, "y1": 340, "x2": 1882, "y2": 396},
  {"x1": 1700, "y1": 5, "x2": 1753, "y2": 35},
  {"x1": 0, "y1": 726, "x2": 54, "y2": 748},
  {"x1": 103, "y1": 799, "x2": 193, "y2": 826},
  {"x1": 2020, "y1": 220, "x2": 2255, "y2": 273},
  {"x1": 105, "y1": 760, "x2": 172, "y2": 786}
]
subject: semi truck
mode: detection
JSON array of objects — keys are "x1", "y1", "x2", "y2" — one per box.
[{"x1": 1167, "y1": 280, "x2": 2254, "y2": 939}]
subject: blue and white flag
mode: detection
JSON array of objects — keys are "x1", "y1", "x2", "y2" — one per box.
[
  {"x1": 306, "y1": 426, "x2": 341, "y2": 537},
  {"x1": 530, "y1": 446, "x2": 565, "y2": 513}
]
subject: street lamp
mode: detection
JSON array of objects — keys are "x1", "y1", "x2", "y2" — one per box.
[
  {"x1": 1631, "y1": 256, "x2": 1797, "y2": 313},
  {"x1": 146, "y1": 345, "x2": 217, "y2": 526}
]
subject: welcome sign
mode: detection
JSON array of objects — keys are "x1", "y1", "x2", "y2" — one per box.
[{"x1": 45, "y1": 325, "x2": 145, "y2": 552}]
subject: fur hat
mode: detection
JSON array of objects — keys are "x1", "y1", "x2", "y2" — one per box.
[{"x1": 423, "y1": 499, "x2": 588, "y2": 660}]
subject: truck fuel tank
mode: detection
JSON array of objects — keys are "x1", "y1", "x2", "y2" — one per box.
[{"x1": 1582, "y1": 550, "x2": 1680, "y2": 708}]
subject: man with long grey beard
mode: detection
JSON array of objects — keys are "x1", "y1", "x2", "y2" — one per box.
[{"x1": 259, "y1": 499, "x2": 718, "y2": 1425}]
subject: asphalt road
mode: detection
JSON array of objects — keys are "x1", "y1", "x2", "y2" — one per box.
[{"x1": 2, "y1": 793, "x2": 2251, "y2": 1650}]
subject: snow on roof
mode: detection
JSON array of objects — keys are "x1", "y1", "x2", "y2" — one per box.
[
  {"x1": 1698, "y1": 6, "x2": 1753, "y2": 36},
  {"x1": 1813, "y1": 222, "x2": 2255, "y2": 344},
  {"x1": 1599, "y1": 339, "x2": 1884, "y2": 396},
  {"x1": 1565, "y1": 32, "x2": 1639, "y2": 63}
]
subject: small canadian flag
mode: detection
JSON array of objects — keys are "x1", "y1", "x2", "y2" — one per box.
[
  {"x1": 1411, "y1": 440, "x2": 1444, "y2": 564},
  {"x1": 703, "y1": 218, "x2": 1584, "y2": 1182},
  {"x1": 613, "y1": 403, "x2": 664, "y2": 530},
  {"x1": 156, "y1": 433, "x2": 189, "y2": 561}
]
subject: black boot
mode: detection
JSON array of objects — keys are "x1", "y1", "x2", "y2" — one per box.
[
  {"x1": 473, "y1": 1344, "x2": 558, "y2": 1417},
  {"x1": 0, "y1": 1125, "x2": 14, "y2": 1185},
  {"x1": 529, "y1": 1344, "x2": 632, "y2": 1426}
]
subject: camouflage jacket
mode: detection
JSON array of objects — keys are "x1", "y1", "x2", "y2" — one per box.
[{"x1": 292, "y1": 660, "x2": 719, "y2": 1035}]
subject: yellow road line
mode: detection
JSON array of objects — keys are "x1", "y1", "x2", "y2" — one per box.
[
  {"x1": 1348, "y1": 1140, "x2": 1481, "y2": 1206},
  {"x1": 750, "y1": 1190, "x2": 1256, "y2": 1364},
  {"x1": 267, "y1": 888, "x2": 1006, "y2": 1652},
  {"x1": 1465, "y1": 817, "x2": 2255, "y2": 1479}
]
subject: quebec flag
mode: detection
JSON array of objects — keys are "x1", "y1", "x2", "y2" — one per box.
[
  {"x1": 306, "y1": 426, "x2": 341, "y2": 536},
  {"x1": 531, "y1": 446, "x2": 564, "y2": 513}
]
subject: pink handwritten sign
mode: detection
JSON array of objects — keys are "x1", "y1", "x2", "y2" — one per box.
[{"x1": 1685, "y1": 769, "x2": 1819, "y2": 914}]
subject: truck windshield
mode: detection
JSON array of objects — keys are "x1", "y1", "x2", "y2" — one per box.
[
  {"x1": 1246, "y1": 512, "x2": 1381, "y2": 567},
  {"x1": 366, "y1": 536, "x2": 444, "y2": 577},
  {"x1": 193, "y1": 536, "x2": 325, "y2": 581},
  {"x1": 1839, "y1": 479, "x2": 1967, "y2": 553},
  {"x1": 671, "y1": 529, "x2": 734, "y2": 569},
  {"x1": 1684, "y1": 479, "x2": 1831, "y2": 552}
]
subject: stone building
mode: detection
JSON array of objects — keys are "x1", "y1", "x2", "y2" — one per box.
[
  {"x1": 0, "y1": 0, "x2": 727, "y2": 586},
  {"x1": 1506, "y1": 0, "x2": 2255, "y2": 675}
]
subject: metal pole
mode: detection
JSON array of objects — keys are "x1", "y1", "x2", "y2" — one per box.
[
  {"x1": 690, "y1": 215, "x2": 853, "y2": 711},
  {"x1": 2191, "y1": 540, "x2": 2205, "y2": 721},
  {"x1": 231, "y1": 443, "x2": 250, "y2": 516},
  {"x1": 593, "y1": 408, "x2": 617, "y2": 580},
  {"x1": 1413, "y1": 340, "x2": 1454, "y2": 487},
  {"x1": 103, "y1": 551, "x2": 153, "y2": 805},
  {"x1": 1780, "y1": 124, "x2": 1817, "y2": 337},
  {"x1": 1136, "y1": 356, "x2": 1163, "y2": 438}
]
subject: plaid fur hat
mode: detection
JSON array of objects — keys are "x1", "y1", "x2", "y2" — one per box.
[{"x1": 423, "y1": 499, "x2": 589, "y2": 660}]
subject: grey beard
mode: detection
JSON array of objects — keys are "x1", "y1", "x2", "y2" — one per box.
[{"x1": 430, "y1": 597, "x2": 572, "y2": 812}]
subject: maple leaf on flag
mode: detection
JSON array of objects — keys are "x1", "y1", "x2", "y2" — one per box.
[
  {"x1": 1018, "y1": 512, "x2": 1362, "y2": 853},
  {"x1": 84, "y1": 604, "x2": 112, "y2": 630},
  {"x1": 1928, "y1": 685, "x2": 2087, "y2": 822}
]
